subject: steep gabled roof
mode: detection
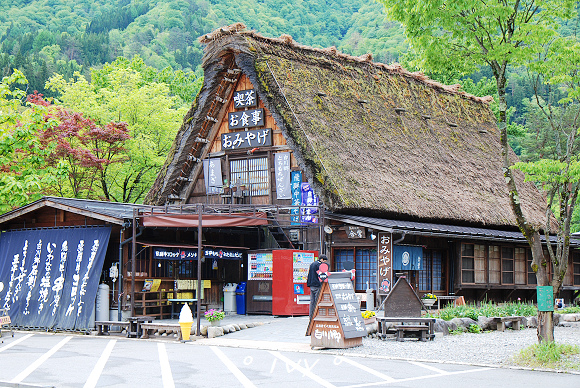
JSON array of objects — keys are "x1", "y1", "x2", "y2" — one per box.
[{"x1": 146, "y1": 23, "x2": 548, "y2": 230}]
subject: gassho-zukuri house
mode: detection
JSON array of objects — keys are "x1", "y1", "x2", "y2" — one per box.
[{"x1": 1, "y1": 24, "x2": 579, "y2": 330}]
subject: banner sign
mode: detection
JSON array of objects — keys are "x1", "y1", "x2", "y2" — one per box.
[
  {"x1": 274, "y1": 152, "x2": 291, "y2": 199},
  {"x1": 377, "y1": 232, "x2": 392, "y2": 295},
  {"x1": 228, "y1": 109, "x2": 264, "y2": 129},
  {"x1": 233, "y1": 89, "x2": 257, "y2": 108},
  {"x1": 221, "y1": 128, "x2": 272, "y2": 151},
  {"x1": 0, "y1": 226, "x2": 111, "y2": 331},
  {"x1": 301, "y1": 182, "x2": 319, "y2": 224},
  {"x1": 153, "y1": 247, "x2": 244, "y2": 260},
  {"x1": 291, "y1": 171, "x2": 302, "y2": 225},
  {"x1": 203, "y1": 158, "x2": 223, "y2": 194}
]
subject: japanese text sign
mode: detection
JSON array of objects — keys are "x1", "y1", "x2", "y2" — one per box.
[
  {"x1": 233, "y1": 89, "x2": 257, "y2": 108},
  {"x1": 221, "y1": 128, "x2": 272, "y2": 151},
  {"x1": 377, "y1": 232, "x2": 393, "y2": 295},
  {"x1": 275, "y1": 152, "x2": 291, "y2": 199},
  {"x1": 228, "y1": 109, "x2": 264, "y2": 130}
]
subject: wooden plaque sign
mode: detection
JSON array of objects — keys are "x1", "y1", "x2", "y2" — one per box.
[
  {"x1": 377, "y1": 232, "x2": 393, "y2": 295},
  {"x1": 306, "y1": 272, "x2": 364, "y2": 349}
]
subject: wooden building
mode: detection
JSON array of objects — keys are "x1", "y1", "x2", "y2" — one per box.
[{"x1": 145, "y1": 23, "x2": 580, "y2": 305}]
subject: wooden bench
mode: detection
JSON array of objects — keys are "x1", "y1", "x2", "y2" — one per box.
[
  {"x1": 95, "y1": 320, "x2": 130, "y2": 335},
  {"x1": 377, "y1": 317, "x2": 435, "y2": 341},
  {"x1": 492, "y1": 316, "x2": 524, "y2": 331},
  {"x1": 395, "y1": 324, "x2": 430, "y2": 342},
  {"x1": 140, "y1": 322, "x2": 184, "y2": 340}
]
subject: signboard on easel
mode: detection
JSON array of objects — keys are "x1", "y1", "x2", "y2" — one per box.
[{"x1": 306, "y1": 272, "x2": 365, "y2": 348}]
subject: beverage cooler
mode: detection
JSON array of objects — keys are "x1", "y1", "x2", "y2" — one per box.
[
  {"x1": 272, "y1": 249, "x2": 318, "y2": 316},
  {"x1": 246, "y1": 249, "x2": 318, "y2": 315},
  {"x1": 246, "y1": 252, "x2": 273, "y2": 314}
]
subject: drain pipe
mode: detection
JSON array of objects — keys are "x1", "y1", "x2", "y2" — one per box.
[{"x1": 393, "y1": 231, "x2": 406, "y2": 244}]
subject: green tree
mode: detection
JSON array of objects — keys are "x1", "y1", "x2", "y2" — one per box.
[
  {"x1": 0, "y1": 71, "x2": 59, "y2": 212},
  {"x1": 378, "y1": 0, "x2": 577, "y2": 342},
  {"x1": 46, "y1": 57, "x2": 191, "y2": 203}
]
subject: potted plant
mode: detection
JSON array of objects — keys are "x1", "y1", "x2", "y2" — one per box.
[
  {"x1": 421, "y1": 293, "x2": 437, "y2": 307},
  {"x1": 204, "y1": 309, "x2": 225, "y2": 326},
  {"x1": 361, "y1": 310, "x2": 376, "y2": 324}
]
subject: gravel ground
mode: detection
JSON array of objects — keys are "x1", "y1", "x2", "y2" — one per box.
[{"x1": 319, "y1": 324, "x2": 580, "y2": 371}]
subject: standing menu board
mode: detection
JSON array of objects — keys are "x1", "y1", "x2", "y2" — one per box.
[{"x1": 327, "y1": 273, "x2": 366, "y2": 339}]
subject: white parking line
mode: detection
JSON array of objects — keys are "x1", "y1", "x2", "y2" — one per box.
[
  {"x1": 210, "y1": 346, "x2": 256, "y2": 388},
  {"x1": 0, "y1": 334, "x2": 34, "y2": 353},
  {"x1": 334, "y1": 356, "x2": 396, "y2": 382},
  {"x1": 407, "y1": 361, "x2": 449, "y2": 374},
  {"x1": 270, "y1": 351, "x2": 336, "y2": 388},
  {"x1": 158, "y1": 343, "x2": 175, "y2": 388},
  {"x1": 83, "y1": 339, "x2": 116, "y2": 388},
  {"x1": 342, "y1": 366, "x2": 493, "y2": 387},
  {"x1": 10, "y1": 335, "x2": 73, "y2": 383}
]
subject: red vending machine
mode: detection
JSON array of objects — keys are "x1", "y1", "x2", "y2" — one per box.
[{"x1": 272, "y1": 250, "x2": 318, "y2": 315}]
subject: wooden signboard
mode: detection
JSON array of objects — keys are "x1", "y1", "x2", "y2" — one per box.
[
  {"x1": 307, "y1": 272, "x2": 365, "y2": 348},
  {"x1": 377, "y1": 232, "x2": 393, "y2": 295},
  {"x1": 383, "y1": 277, "x2": 423, "y2": 317}
]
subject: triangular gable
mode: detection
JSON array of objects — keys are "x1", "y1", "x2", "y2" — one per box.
[{"x1": 383, "y1": 277, "x2": 424, "y2": 317}]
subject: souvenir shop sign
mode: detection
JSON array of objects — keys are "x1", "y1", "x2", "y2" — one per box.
[
  {"x1": 301, "y1": 182, "x2": 319, "y2": 224},
  {"x1": 233, "y1": 89, "x2": 257, "y2": 109},
  {"x1": 221, "y1": 128, "x2": 272, "y2": 151},
  {"x1": 377, "y1": 232, "x2": 393, "y2": 295},
  {"x1": 153, "y1": 246, "x2": 243, "y2": 261},
  {"x1": 228, "y1": 108, "x2": 265, "y2": 129},
  {"x1": 0, "y1": 226, "x2": 111, "y2": 331}
]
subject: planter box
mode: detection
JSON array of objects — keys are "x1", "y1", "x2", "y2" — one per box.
[
  {"x1": 422, "y1": 299, "x2": 436, "y2": 307},
  {"x1": 363, "y1": 316, "x2": 376, "y2": 325}
]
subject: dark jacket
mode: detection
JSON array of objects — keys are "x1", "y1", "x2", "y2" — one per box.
[{"x1": 307, "y1": 260, "x2": 321, "y2": 288}]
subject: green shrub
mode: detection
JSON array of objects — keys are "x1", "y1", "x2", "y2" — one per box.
[
  {"x1": 468, "y1": 324, "x2": 481, "y2": 333},
  {"x1": 559, "y1": 306, "x2": 580, "y2": 314}
]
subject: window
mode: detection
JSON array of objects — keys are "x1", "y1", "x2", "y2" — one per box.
[
  {"x1": 489, "y1": 245, "x2": 501, "y2": 284},
  {"x1": 574, "y1": 253, "x2": 580, "y2": 286},
  {"x1": 527, "y1": 254, "x2": 537, "y2": 285},
  {"x1": 230, "y1": 157, "x2": 269, "y2": 196},
  {"x1": 334, "y1": 248, "x2": 377, "y2": 292},
  {"x1": 419, "y1": 250, "x2": 446, "y2": 292},
  {"x1": 514, "y1": 248, "x2": 526, "y2": 285},
  {"x1": 502, "y1": 247, "x2": 514, "y2": 284},
  {"x1": 461, "y1": 244, "x2": 484, "y2": 284}
]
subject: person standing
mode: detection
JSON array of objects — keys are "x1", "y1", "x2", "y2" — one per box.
[{"x1": 307, "y1": 254, "x2": 328, "y2": 320}]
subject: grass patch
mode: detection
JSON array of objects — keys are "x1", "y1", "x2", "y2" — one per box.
[
  {"x1": 511, "y1": 342, "x2": 580, "y2": 371},
  {"x1": 558, "y1": 306, "x2": 580, "y2": 314},
  {"x1": 434, "y1": 301, "x2": 537, "y2": 321}
]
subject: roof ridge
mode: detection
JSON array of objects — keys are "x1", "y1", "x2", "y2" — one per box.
[{"x1": 199, "y1": 23, "x2": 494, "y2": 105}]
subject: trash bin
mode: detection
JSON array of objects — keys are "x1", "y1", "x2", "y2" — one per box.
[
  {"x1": 235, "y1": 282, "x2": 247, "y2": 315},
  {"x1": 223, "y1": 283, "x2": 237, "y2": 313}
]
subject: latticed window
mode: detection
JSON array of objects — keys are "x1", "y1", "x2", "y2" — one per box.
[
  {"x1": 461, "y1": 243, "x2": 485, "y2": 284},
  {"x1": 230, "y1": 157, "x2": 268, "y2": 196},
  {"x1": 334, "y1": 248, "x2": 377, "y2": 292},
  {"x1": 419, "y1": 250, "x2": 446, "y2": 292}
]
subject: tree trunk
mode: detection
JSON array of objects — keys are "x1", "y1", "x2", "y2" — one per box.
[
  {"x1": 537, "y1": 311, "x2": 554, "y2": 342},
  {"x1": 494, "y1": 64, "x2": 555, "y2": 343}
]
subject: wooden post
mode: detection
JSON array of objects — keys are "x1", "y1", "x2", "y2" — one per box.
[
  {"x1": 131, "y1": 208, "x2": 136, "y2": 317},
  {"x1": 196, "y1": 203, "x2": 203, "y2": 336}
]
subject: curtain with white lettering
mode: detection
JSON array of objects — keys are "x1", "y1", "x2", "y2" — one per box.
[{"x1": 0, "y1": 226, "x2": 111, "y2": 330}]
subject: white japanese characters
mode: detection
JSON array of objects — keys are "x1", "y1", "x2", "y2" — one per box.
[
  {"x1": 221, "y1": 128, "x2": 271, "y2": 150},
  {"x1": 228, "y1": 108, "x2": 265, "y2": 129},
  {"x1": 232, "y1": 89, "x2": 257, "y2": 109}
]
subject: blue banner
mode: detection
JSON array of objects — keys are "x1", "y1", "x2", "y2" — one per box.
[
  {"x1": 0, "y1": 226, "x2": 111, "y2": 331},
  {"x1": 393, "y1": 245, "x2": 423, "y2": 271},
  {"x1": 291, "y1": 171, "x2": 302, "y2": 225}
]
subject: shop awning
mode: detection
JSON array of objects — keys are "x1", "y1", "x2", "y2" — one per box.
[{"x1": 141, "y1": 212, "x2": 269, "y2": 228}]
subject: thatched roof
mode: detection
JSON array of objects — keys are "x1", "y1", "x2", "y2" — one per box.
[{"x1": 146, "y1": 23, "x2": 549, "y2": 230}]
